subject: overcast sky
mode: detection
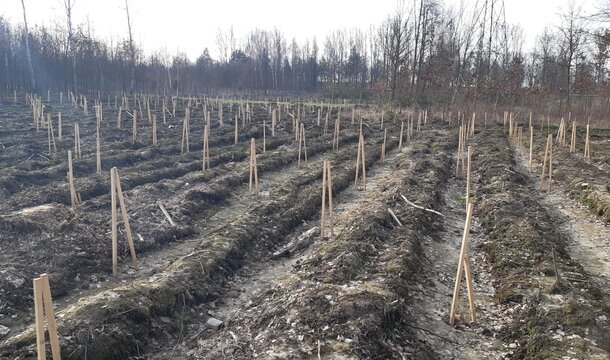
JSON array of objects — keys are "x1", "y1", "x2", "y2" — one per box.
[{"x1": 0, "y1": 0, "x2": 601, "y2": 61}]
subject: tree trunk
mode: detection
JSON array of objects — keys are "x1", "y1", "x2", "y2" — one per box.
[
  {"x1": 125, "y1": 0, "x2": 136, "y2": 94},
  {"x1": 20, "y1": 0, "x2": 36, "y2": 90}
]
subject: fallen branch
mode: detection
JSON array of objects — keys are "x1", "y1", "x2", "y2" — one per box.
[
  {"x1": 388, "y1": 208, "x2": 403, "y2": 226},
  {"x1": 400, "y1": 194, "x2": 445, "y2": 217},
  {"x1": 157, "y1": 201, "x2": 176, "y2": 226}
]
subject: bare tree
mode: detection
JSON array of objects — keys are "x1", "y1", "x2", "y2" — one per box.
[
  {"x1": 20, "y1": 0, "x2": 35, "y2": 90},
  {"x1": 124, "y1": 0, "x2": 136, "y2": 93},
  {"x1": 558, "y1": 0, "x2": 586, "y2": 112},
  {"x1": 62, "y1": 0, "x2": 77, "y2": 91}
]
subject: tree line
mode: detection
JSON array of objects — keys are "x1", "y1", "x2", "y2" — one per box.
[{"x1": 0, "y1": 0, "x2": 608, "y2": 113}]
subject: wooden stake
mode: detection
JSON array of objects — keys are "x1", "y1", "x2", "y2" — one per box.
[
  {"x1": 466, "y1": 146, "x2": 472, "y2": 209},
  {"x1": 111, "y1": 167, "x2": 137, "y2": 275},
  {"x1": 96, "y1": 125, "x2": 101, "y2": 174},
  {"x1": 540, "y1": 134, "x2": 551, "y2": 185},
  {"x1": 321, "y1": 160, "x2": 327, "y2": 240},
  {"x1": 449, "y1": 203, "x2": 476, "y2": 325},
  {"x1": 529, "y1": 126, "x2": 534, "y2": 172},
  {"x1": 548, "y1": 133, "x2": 553, "y2": 185},
  {"x1": 110, "y1": 168, "x2": 118, "y2": 276},
  {"x1": 463, "y1": 256, "x2": 477, "y2": 324},
  {"x1": 332, "y1": 116, "x2": 340, "y2": 150},
  {"x1": 456, "y1": 126, "x2": 463, "y2": 176},
  {"x1": 58, "y1": 113, "x2": 62, "y2": 141},
  {"x1": 354, "y1": 134, "x2": 366, "y2": 191},
  {"x1": 152, "y1": 114, "x2": 158, "y2": 146},
  {"x1": 272, "y1": 109, "x2": 276, "y2": 137},
  {"x1": 570, "y1": 121, "x2": 576, "y2": 152},
  {"x1": 249, "y1": 138, "x2": 259, "y2": 194},
  {"x1": 68, "y1": 150, "x2": 78, "y2": 208},
  {"x1": 381, "y1": 128, "x2": 387, "y2": 162},
  {"x1": 263, "y1": 119, "x2": 266, "y2": 153},
  {"x1": 39, "y1": 274, "x2": 61, "y2": 359},
  {"x1": 74, "y1": 123, "x2": 81, "y2": 158},
  {"x1": 202, "y1": 125, "x2": 210, "y2": 170},
  {"x1": 320, "y1": 160, "x2": 334, "y2": 240},
  {"x1": 132, "y1": 110, "x2": 137, "y2": 141},
  {"x1": 298, "y1": 123, "x2": 308, "y2": 167},
  {"x1": 181, "y1": 109, "x2": 190, "y2": 153},
  {"x1": 584, "y1": 124, "x2": 590, "y2": 159},
  {"x1": 33, "y1": 277, "x2": 46, "y2": 360},
  {"x1": 47, "y1": 115, "x2": 57, "y2": 155},
  {"x1": 234, "y1": 115, "x2": 239, "y2": 144},
  {"x1": 399, "y1": 121, "x2": 404, "y2": 149}
]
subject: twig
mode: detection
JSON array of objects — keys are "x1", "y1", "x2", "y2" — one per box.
[
  {"x1": 400, "y1": 194, "x2": 445, "y2": 217},
  {"x1": 157, "y1": 201, "x2": 176, "y2": 226},
  {"x1": 388, "y1": 208, "x2": 403, "y2": 226}
]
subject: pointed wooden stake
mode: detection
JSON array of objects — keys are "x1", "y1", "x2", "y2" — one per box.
[
  {"x1": 110, "y1": 167, "x2": 137, "y2": 276},
  {"x1": 181, "y1": 108, "x2": 190, "y2": 153},
  {"x1": 354, "y1": 134, "x2": 367, "y2": 191},
  {"x1": 449, "y1": 203, "x2": 476, "y2": 325},
  {"x1": 298, "y1": 123, "x2": 308, "y2": 167},
  {"x1": 33, "y1": 274, "x2": 61, "y2": 360},
  {"x1": 320, "y1": 160, "x2": 334, "y2": 240}
]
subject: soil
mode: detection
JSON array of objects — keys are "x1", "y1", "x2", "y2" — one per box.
[{"x1": 1, "y1": 95, "x2": 609, "y2": 360}]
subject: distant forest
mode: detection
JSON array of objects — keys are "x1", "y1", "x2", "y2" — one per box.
[{"x1": 0, "y1": 0, "x2": 609, "y2": 112}]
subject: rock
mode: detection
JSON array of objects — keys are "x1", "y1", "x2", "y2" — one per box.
[
  {"x1": 0, "y1": 325, "x2": 9, "y2": 337},
  {"x1": 206, "y1": 317, "x2": 223, "y2": 330}
]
